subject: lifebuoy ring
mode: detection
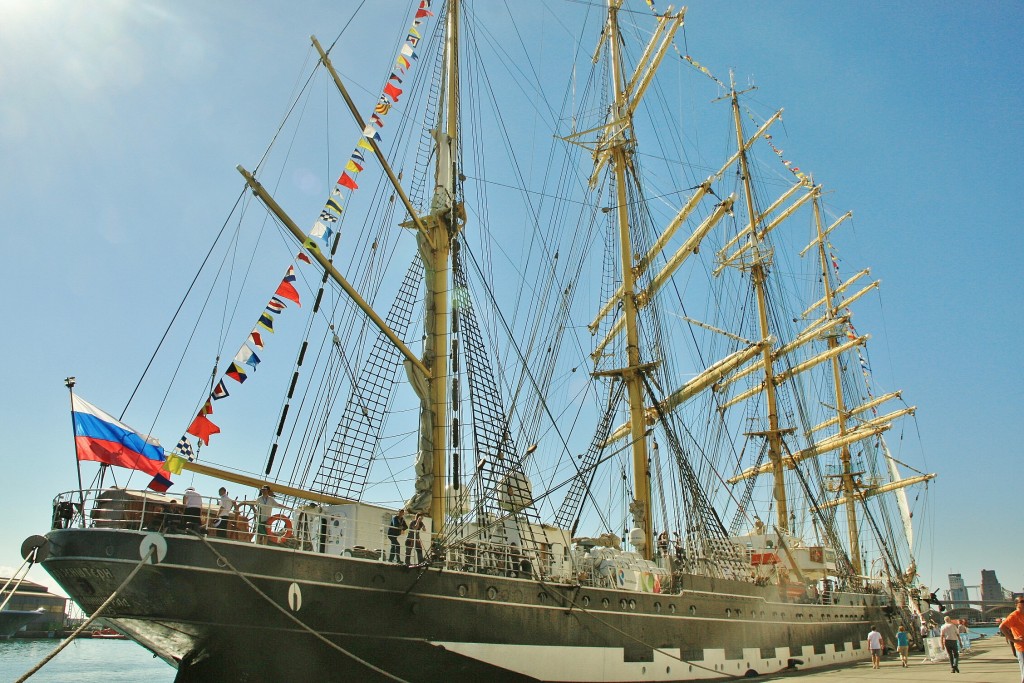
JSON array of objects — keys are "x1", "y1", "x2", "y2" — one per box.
[{"x1": 266, "y1": 514, "x2": 293, "y2": 544}]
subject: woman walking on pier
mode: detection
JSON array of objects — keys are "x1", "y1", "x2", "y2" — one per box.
[{"x1": 896, "y1": 626, "x2": 910, "y2": 667}]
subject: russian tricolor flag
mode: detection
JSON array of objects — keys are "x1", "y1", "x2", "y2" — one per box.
[{"x1": 72, "y1": 395, "x2": 166, "y2": 476}]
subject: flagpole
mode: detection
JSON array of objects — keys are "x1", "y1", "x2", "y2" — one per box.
[{"x1": 64, "y1": 377, "x2": 87, "y2": 527}]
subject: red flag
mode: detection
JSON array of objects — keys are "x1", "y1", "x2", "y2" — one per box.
[
  {"x1": 338, "y1": 173, "x2": 358, "y2": 190},
  {"x1": 383, "y1": 83, "x2": 403, "y2": 102},
  {"x1": 275, "y1": 281, "x2": 301, "y2": 307},
  {"x1": 248, "y1": 331, "x2": 264, "y2": 350},
  {"x1": 187, "y1": 413, "x2": 220, "y2": 445},
  {"x1": 296, "y1": 252, "x2": 312, "y2": 264}
]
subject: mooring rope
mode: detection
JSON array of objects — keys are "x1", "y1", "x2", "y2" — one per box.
[
  {"x1": 16, "y1": 546, "x2": 156, "y2": 683},
  {"x1": 197, "y1": 534, "x2": 410, "y2": 683}
]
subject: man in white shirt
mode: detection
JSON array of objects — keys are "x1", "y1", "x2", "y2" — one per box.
[
  {"x1": 867, "y1": 625, "x2": 884, "y2": 669},
  {"x1": 182, "y1": 486, "x2": 203, "y2": 533},
  {"x1": 212, "y1": 487, "x2": 236, "y2": 538},
  {"x1": 939, "y1": 615, "x2": 961, "y2": 673}
]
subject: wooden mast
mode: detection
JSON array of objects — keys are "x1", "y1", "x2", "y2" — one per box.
[
  {"x1": 423, "y1": 0, "x2": 462, "y2": 528},
  {"x1": 606, "y1": 0, "x2": 653, "y2": 559},
  {"x1": 730, "y1": 83, "x2": 792, "y2": 532},
  {"x1": 812, "y1": 195, "x2": 863, "y2": 577}
]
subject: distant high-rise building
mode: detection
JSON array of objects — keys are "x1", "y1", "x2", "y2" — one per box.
[
  {"x1": 948, "y1": 573, "x2": 969, "y2": 609},
  {"x1": 981, "y1": 569, "x2": 1003, "y2": 602}
]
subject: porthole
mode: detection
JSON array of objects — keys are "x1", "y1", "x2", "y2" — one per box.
[
  {"x1": 688, "y1": 605, "x2": 696, "y2": 615},
  {"x1": 620, "y1": 599, "x2": 628, "y2": 610},
  {"x1": 726, "y1": 608, "x2": 732, "y2": 617},
  {"x1": 582, "y1": 596, "x2": 590, "y2": 607},
  {"x1": 487, "y1": 586, "x2": 498, "y2": 600},
  {"x1": 735, "y1": 609, "x2": 742, "y2": 617},
  {"x1": 628, "y1": 599, "x2": 636, "y2": 610},
  {"x1": 669, "y1": 603, "x2": 677, "y2": 614},
  {"x1": 457, "y1": 584, "x2": 468, "y2": 597},
  {"x1": 654, "y1": 601, "x2": 662, "y2": 613},
  {"x1": 602, "y1": 598, "x2": 610, "y2": 608}
]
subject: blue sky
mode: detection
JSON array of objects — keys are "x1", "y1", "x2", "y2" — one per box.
[{"x1": 1, "y1": 0, "x2": 1021, "y2": 602}]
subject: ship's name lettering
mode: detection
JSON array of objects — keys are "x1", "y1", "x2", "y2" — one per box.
[{"x1": 53, "y1": 567, "x2": 116, "y2": 581}]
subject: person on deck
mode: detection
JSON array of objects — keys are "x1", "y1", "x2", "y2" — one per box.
[
  {"x1": 940, "y1": 615, "x2": 961, "y2": 673},
  {"x1": 866, "y1": 625, "x2": 884, "y2": 669},
  {"x1": 212, "y1": 487, "x2": 236, "y2": 538},
  {"x1": 656, "y1": 530, "x2": 669, "y2": 556},
  {"x1": 405, "y1": 512, "x2": 425, "y2": 565},
  {"x1": 255, "y1": 485, "x2": 279, "y2": 545},
  {"x1": 999, "y1": 597, "x2": 1024, "y2": 683},
  {"x1": 387, "y1": 509, "x2": 407, "y2": 563},
  {"x1": 895, "y1": 625, "x2": 910, "y2": 667},
  {"x1": 182, "y1": 486, "x2": 203, "y2": 533}
]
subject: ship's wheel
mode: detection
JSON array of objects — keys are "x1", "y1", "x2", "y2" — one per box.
[{"x1": 234, "y1": 502, "x2": 258, "y2": 542}]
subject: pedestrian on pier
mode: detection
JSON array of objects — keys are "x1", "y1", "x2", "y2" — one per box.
[
  {"x1": 896, "y1": 626, "x2": 910, "y2": 667},
  {"x1": 998, "y1": 598, "x2": 1024, "y2": 683},
  {"x1": 940, "y1": 615, "x2": 961, "y2": 673},
  {"x1": 958, "y1": 619, "x2": 971, "y2": 652},
  {"x1": 866, "y1": 625, "x2": 884, "y2": 669}
]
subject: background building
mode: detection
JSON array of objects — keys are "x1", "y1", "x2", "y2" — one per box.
[
  {"x1": 0, "y1": 578, "x2": 66, "y2": 634},
  {"x1": 948, "y1": 573, "x2": 969, "y2": 610},
  {"x1": 981, "y1": 569, "x2": 1004, "y2": 602}
]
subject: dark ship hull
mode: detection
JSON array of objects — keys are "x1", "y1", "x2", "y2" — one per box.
[{"x1": 41, "y1": 527, "x2": 900, "y2": 682}]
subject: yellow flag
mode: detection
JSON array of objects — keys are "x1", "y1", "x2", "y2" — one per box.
[{"x1": 166, "y1": 453, "x2": 185, "y2": 475}]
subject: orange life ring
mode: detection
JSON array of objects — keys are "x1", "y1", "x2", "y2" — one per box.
[{"x1": 265, "y1": 514, "x2": 293, "y2": 544}]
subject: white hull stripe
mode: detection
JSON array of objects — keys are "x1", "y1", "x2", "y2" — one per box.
[{"x1": 432, "y1": 641, "x2": 871, "y2": 682}]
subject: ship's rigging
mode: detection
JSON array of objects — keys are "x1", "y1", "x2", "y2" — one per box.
[{"x1": 103, "y1": 0, "x2": 931, "y2": 591}]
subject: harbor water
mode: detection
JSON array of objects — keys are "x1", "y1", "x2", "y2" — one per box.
[{"x1": 0, "y1": 638, "x2": 174, "y2": 682}]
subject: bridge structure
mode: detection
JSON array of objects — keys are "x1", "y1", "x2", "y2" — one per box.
[{"x1": 943, "y1": 597, "x2": 1017, "y2": 621}]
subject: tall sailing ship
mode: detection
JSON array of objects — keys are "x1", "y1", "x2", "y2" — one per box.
[{"x1": 29, "y1": 1, "x2": 937, "y2": 681}]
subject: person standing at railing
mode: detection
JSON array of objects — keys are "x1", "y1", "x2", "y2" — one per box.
[
  {"x1": 255, "y1": 485, "x2": 279, "y2": 545},
  {"x1": 182, "y1": 487, "x2": 203, "y2": 533},
  {"x1": 405, "y1": 512, "x2": 425, "y2": 565},
  {"x1": 212, "y1": 487, "x2": 236, "y2": 538},
  {"x1": 387, "y1": 509, "x2": 407, "y2": 563}
]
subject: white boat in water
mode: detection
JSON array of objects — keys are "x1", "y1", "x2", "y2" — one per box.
[{"x1": 28, "y1": 1, "x2": 939, "y2": 680}]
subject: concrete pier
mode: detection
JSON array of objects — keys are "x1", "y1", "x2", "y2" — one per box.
[{"x1": 754, "y1": 636, "x2": 1021, "y2": 681}]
